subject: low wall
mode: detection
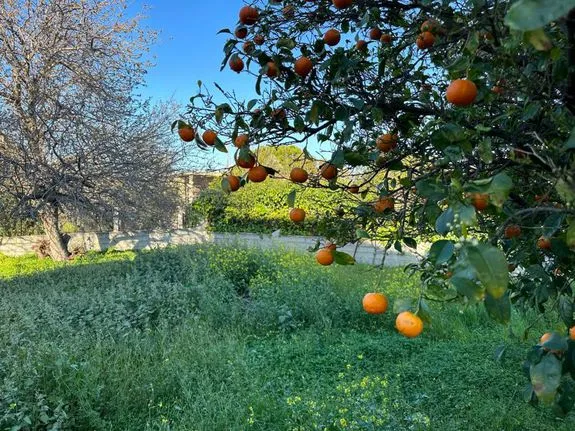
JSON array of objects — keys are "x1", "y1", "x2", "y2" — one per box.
[{"x1": 0, "y1": 228, "x2": 423, "y2": 266}]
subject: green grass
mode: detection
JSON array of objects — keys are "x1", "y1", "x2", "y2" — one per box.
[{"x1": 0, "y1": 245, "x2": 573, "y2": 430}]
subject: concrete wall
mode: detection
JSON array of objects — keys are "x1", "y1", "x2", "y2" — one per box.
[{"x1": 0, "y1": 228, "x2": 424, "y2": 267}]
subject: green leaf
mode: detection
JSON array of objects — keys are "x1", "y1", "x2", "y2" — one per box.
[
  {"x1": 221, "y1": 177, "x2": 231, "y2": 193},
  {"x1": 403, "y1": 237, "x2": 417, "y2": 249},
  {"x1": 525, "y1": 28, "x2": 553, "y2": 51},
  {"x1": 356, "y1": 229, "x2": 370, "y2": 239},
  {"x1": 559, "y1": 296, "x2": 575, "y2": 328},
  {"x1": 530, "y1": 354, "x2": 562, "y2": 405},
  {"x1": 556, "y1": 179, "x2": 575, "y2": 203},
  {"x1": 567, "y1": 220, "x2": 575, "y2": 248},
  {"x1": 287, "y1": 190, "x2": 296, "y2": 208},
  {"x1": 484, "y1": 291, "x2": 511, "y2": 323},
  {"x1": 478, "y1": 138, "x2": 493, "y2": 163},
  {"x1": 416, "y1": 178, "x2": 446, "y2": 202},
  {"x1": 542, "y1": 213, "x2": 565, "y2": 237},
  {"x1": 213, "y1": 138, "x2": 228, "y2": 153},
  {"x1": 564, "y1": 126, "x2": 575, "y2": 150},
  {"x1": 392, "y1": 297, "x2": 413, "y2": 314},
  {"x1": 505, "y1": 0, "x2": 575, "y2": 31},
  {"x1": 466, "y1": 244, "x2": 509, "y2": 299},
  {"x1": 428, "y1": 240, "x2": 455, "y2": 265},
  {"x1": 435, "y1": 208, "x2": 454, "y2": 235},
  {"x1": 451, "y1": 272, "x2": 484, "y2": 302},
  {"x1": 333, "y1": 251, "x2": 356, "y2": 265}
]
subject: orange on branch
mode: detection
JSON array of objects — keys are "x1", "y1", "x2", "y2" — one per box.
[
  {"x1": 332, "y1": 0, "x2": 353, "y2": 8},
  {"x1": 380, "y1": 33, "x2": 392, "y2": 43},
  {"x1": 227, "y1": 175, "x2": 241, "y2": 192},
  {"x1": 504, "y1": 224, "x2": 521, "y2": 239},
  {"x1": 396, "y1": 311, "x2": 423, "y2": 338},
  {"x1": 290, "y1": 167, "x2": 309, "y2": 183},
  {"x1": 248, "y1": 166, "x2": 268, "y2": 183},
  {"x1": 446, "y1": 79, "x2": 478, "y2": 107},
  {"x1": 234, "y1": 134, "x2": 249, "y2": 148},
  {"x1": 416, "y1": 31, "x2": 435, "y2": 49},
  {"x1": 294, "y1": 57, "x2": 313, "y2": 78},
  {"x1": 362, "y1": 293, "x2": 388, "y2": 314},
  {"x1": 202, "y1": 130, "x2": 217, "y2": 145},
  {"x1": 369, "y1": 28, "x2": 382, "y2": 40},
  {"x1": 289, "y1": 208, "x2": 306, "y2": 223},
  {"x1": 320, "y1": 163, "x2": 337, "y2": 180},
  {"x1": 229, "y1": 56, "x2": 244, "y2": 73},
  {"x1": 324, "y1": 29, "x2": 341, "y2": 46},
  {"x1": 239, "y1": 6, "x2": 259, "y2": 25},
  {"x1": 178, "y1": 126, "x2": 196, "y2": 142},
  {"x1": 537, "y1": 236, "x2": 552, "y2": 250},
  {"x1": 374, "y1": 197, "x2": 395, "y2": 213},
  {"x1": 470, "y1": 193, "x2": 489, "y2": 211},
  {"x1": 316, "y1": 248, "x2": 334, "y2": 266}
]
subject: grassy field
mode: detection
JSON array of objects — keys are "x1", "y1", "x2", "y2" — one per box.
[{"x1": 0, "y1": 245, "x2": 573, "y2": 430}]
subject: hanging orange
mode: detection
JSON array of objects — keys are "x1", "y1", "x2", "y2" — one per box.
[
  {"x1": 362, "y1": 293, "x2": 388, "y2": 314},
  {"x1": 446, "y1": 79, "x2": 478, "y2": 107}
]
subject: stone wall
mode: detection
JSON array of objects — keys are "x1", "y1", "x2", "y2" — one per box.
[{"x1": 0, "y1": 228, "x2": 424, "y2": 267}]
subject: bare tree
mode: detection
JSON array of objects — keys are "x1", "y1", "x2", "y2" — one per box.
[{"x1": 0, "y1": 0, "x2": 183, "y2": 260}]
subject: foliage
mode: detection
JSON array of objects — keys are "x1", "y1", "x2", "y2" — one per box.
[
  {"x1": 0, "y1": 246, "x2": 574, "y2": 429},
  {"x1": 0, "y1": 1, "x2": 183, "y2": 260},
  {"x1": 182, "y1": 0, "x2": 575, "y2": 411}
]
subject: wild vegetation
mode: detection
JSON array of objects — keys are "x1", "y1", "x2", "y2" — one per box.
[
  {"x1": 177, "y1": 0, "x2": 575, "y2": 410},
  {"x1": 1, "y1": 246, "x2": 574, "y2": 430}
]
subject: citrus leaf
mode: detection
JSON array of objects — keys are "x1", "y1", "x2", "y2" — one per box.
[
  {"x1": 287, "y1": 190, "x2": 296, "y2": 208},
  {"x1": 505, "y1": 0, "x2": 575, "y2": 31},
  {"x1": 356, "y1": 229, "x2": 370, "y2": 239},
  {"x1": 466, "y1": 244, "x2": 509, "y2": 299},
  {"x1": 530, "y1": 354, "x2": 562, "y2": 405},
  {"x1": 333, "y1": 251, "x2": 355, "y2": 265},
  {"x1": 435, "y1": 208, "x2": 454, "y2": 235},
  {"x1": 484, "y1": 291, "x2": 511, "y2": 323},
  {"x1": 428, "y1": 240, "x2": 455, "y2": 265},
  {"x1": 392, "y1": 297, "x2": 413, "y2": 314}
]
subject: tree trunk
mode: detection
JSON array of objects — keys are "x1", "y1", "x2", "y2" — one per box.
[{"x1": 39, "y1": 205, "x2": 70, "y2": 261}]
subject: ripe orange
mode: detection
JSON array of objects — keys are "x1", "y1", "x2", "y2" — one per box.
[
  {"x1": 446, "y1": 79, "x2": 478, "y2": 107},
  {"x1": 271, "y1": 108, "x2": 287, "y2": 121},
  {"x1": 395, "y1": 311, "x2": 423, "y2": 338},
  {"x1": 290, "y1": 167, "x2": 309, "y2": 183},
  {"x1": 348, "y1": 185, "x2": 360, "y2": 194},
  {"x1": 362, "y1": 293, "x2": 388, "y2": 314},
  {"x1": 239, "y1": 6, "x2": 259, "y2": 25},
  {"x1": 234, "y1": 27, "x2": 247, "y2": 39},
  {"x1": 234, "y1": 134, "x2": 249, "y2": 148},
  {"x1": 320, "y1": 163, "x2": 337, "y2": 180},
  {"x1": 294, "y1": 57, "x2": 313, "y2": 77},
  {"x1": 416, "y1": 31, "x2": 435, "y2": 49},
  {"x1": 380, "y1": 33, "x2": 392, "y2": 43},
  {"x1": 248, "y1": 166, "x2": 268, "y2": 183},
  {"x1": 289, "y1": 208, "x2": 306, "y2": 223},
  {"x1": 237, "y1": 154, "x2": 256, "y2": 169},
  {"x1": 570, "y1": 326, "x2": 575, "y2": 341},
  {"x1": 227, "y1": 175, "x2": 241, "y2": 192},
  {"x1": 178, "y1": 126, "x2": 196, "y2": 142},
  {"x1": 229, "y1": 56, "x2": 244, "y2": 73},
  {"x1": 202, "y1": 130, "x2": 217, "y2": 145},
  {"x1": 356, "y1": 40, "x2": 368, "y2": 52},
  {"x1": 420, "y1": 19, "x2": 440, "y2": 33},
  {"x1": 470, "y1": 193, "x2": 489, "y2": 211},
  {"x1": 324, "y1": 29, "x2": 341, "y2": 46},
  {"x1": 369, "y1": 28, "x2": 382, "y2": 40},
  {"x1": 316, "y1": 248, "x2": 334, "y2": 266},
  {"x1": 504, "y1": 224, "x2": 521, "y2": 239},
  {"x1": 374, "y1": 197, "x2": 395, "y2": 213},
  {"x1": 266, "y1": 61, "x2": 279, "y2": 78},
  {"x1": 253, "y1": 34, "x2": 265, "y2": 45},
  {"x1": 537, "y1": 236, "x2": 552, "y2": 250},
  {"x1": 243, "y1": 41, "x2": 255, "y2": 54},
  {"x1": 332, "y1": 0, "x2": 353, "y2": 8},
  {"x1": 491, "y1": 86, "x2": 504, "y2": 95},
  {"x1": 376, "y1": 133, "x2": 398, "y2": 152}
]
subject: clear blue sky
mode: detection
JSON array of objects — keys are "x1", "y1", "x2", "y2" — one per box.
[{"x1": 135, "y1": 0, "x2": 255, "y2": 106}]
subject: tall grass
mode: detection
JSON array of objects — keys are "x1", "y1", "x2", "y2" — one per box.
[{"x1": 0, "y1": 245, "x2": 573, "y2": 430}]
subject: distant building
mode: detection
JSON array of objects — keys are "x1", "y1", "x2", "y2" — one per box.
[{"x1": 171, "y1": 171, "x2": 217, "y2": 228}]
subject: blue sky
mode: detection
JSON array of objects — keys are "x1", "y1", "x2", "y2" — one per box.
[{"x1": 134, "y1": 0, "x2": 255, "y2": 106}]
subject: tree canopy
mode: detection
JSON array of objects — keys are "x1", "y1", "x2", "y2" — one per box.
[{"x1": 181, "y1": 0, "x2": 575, "y2": 412}]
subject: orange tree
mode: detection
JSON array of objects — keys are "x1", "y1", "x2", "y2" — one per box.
[{"x1": 175, "y1": 0, "x2": 575, "y2": 412}]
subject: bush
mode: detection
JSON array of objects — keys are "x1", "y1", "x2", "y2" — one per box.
[{"x1": 186, "y1": 177, "x2": 360, "y2": 242}]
